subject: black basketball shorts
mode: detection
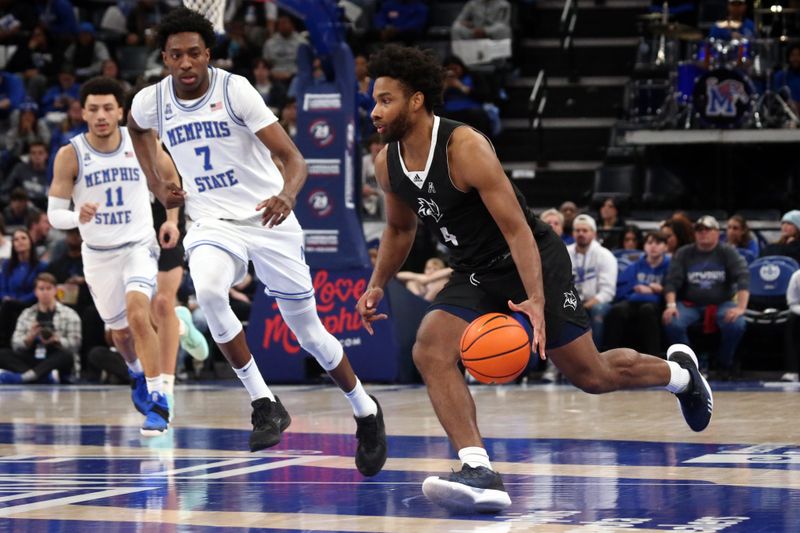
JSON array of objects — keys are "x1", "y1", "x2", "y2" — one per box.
[{"x1": 429, "y1": 229, "x2": 590, "y2": 349}]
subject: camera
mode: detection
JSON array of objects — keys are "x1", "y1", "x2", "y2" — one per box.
[{"x1": 39, "y1": 323, "x2": 54, "y2": 341}]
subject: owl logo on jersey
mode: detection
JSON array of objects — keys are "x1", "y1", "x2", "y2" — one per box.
[
  {"x1": 563, "y1": 290, "x2": 578, "y2": 311},
  {"x1": 417, "y1": 197, "x2": 442, "y2": 222}
]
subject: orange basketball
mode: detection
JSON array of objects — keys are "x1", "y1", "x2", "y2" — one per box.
[{"x1": 460, "y1": 313, "x2": 531, "y2": 384}]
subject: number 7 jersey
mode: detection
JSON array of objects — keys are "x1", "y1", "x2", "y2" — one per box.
[
  {"x1": 130, "y1": 67, "x2": 283, "y2": 222},
  {"x1": 70, "y1": 126, "x2": 155, "y2": 248}
]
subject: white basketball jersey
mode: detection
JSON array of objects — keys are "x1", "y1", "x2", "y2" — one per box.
[
  {"x1": 70, "y1": 127, "x2": 155, "y2": 248},
  {"x1": 152, "y1": 68, "x2": 285, "y2": 221}
]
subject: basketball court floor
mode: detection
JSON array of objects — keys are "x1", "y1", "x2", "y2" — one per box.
[{"x1": 0, "y1": 380, "x2": 798, "y2": 532}]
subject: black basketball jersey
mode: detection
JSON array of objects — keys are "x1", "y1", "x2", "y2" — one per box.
[{"x1": 387, "y1": 116, "x2": 550, "y2": 272}]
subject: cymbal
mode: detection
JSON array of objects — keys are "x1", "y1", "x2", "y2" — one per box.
[{"x1": 648, "y1": 22, "x2": 703, "y2": 40}]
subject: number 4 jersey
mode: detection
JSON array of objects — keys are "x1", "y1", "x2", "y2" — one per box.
[
  {"x1": 130, "y1": 67, "x2": 283, "y2": 222},
  {"x1": 69, "y1": 126, "x2": 155, "y2": 248}
]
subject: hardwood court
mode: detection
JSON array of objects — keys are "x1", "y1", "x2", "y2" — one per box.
[{"x1": 0, "y1": 381, "x2": 799, "y2": 532}]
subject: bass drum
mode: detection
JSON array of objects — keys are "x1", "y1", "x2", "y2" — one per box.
[{"x1": 692, "y1": 68, "x2": 755, "y2": 128}]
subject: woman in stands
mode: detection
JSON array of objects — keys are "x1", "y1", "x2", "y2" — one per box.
[
  {"x1": 723, "y1": 215, "x2": 759, "y2": 259},
  {"x1": 761, "y1": 210, "x2": 800, "y2": 263},
  {"x1": 0, "y1": 229, "x2": 47, "y2": 347},
  {"x1": 660, "y1": 217, "x2": 694, "y2": 256}
]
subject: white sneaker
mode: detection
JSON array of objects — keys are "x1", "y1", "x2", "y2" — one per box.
[{"x1": 780, "y1": 372, "x2": 799, "y2": 382}]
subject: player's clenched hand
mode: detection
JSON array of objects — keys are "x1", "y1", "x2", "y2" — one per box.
[
  {"x1": 356, "y1": 287, "x2": 388, "y2": 335},
  {"x1": 157, "y1": 181, "x2": 186, "y2": 209},
  {"x1": 508, "y1": 298, "x2": 547, "y2": 360},
  {"x1": 159, "y1": 221, "x2": 180, "y2": 249},
  {"x1": 78, "y1": 202, "x2": 100, "y2": 224},
  {"x1": 257, "y1": 191, "x2": 296, "y2": 228}
]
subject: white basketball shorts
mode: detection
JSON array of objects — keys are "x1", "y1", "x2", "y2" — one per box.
[
  {"x1": 184, "y1": 214, "x2": 314, "y2": 300},
  {"x1": 83, "y1": 235, "x2": 160, "y2": 329}
]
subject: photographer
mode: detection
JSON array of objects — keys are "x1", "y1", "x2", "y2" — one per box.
[{"x1": 0, "y1": 273, "x2": 81, "y2": 384}]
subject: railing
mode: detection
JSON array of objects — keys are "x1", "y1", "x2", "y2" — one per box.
[
  {"x1": 560, "y1": 0, "x2": 579, "y2": 82},
  {"x1": 529, "y1": 69, "x2": 548, "y2": 166}
]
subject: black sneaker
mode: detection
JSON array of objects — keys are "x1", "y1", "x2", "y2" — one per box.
[
  {"x1": 249, "y1": 396, "x2": 291, "y2": 451},
  {"x1": 354, "y1": 394, "x2": 387, "y2": 476},
  {"x1": 668, "y1": 343, "x2": 713, "y2": 432},
  {"x1": 422, "y1": 464, "x2": 511, "y2": 513}
]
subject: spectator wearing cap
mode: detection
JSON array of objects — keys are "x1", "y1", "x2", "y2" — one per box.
[
  {"x1": 5, "y1": 103, "x2": 51, "y2": 161},
  {"x1": 64, "y1": 23, "x2": 110, "y2": 80},
  {"x1": 2, "y1": 140, "x2": 49, "y2": 210},
  {"x1": 761, "y1": 210, "x2": 800, "y2": 264},
  {"x1": 567, "y1": 214, "x2": 618, "y2": 348},
  {"x1": 663, "y1": 215, "x2": 750, "y2": 378},
  {"x1": 41, "y1": 66, "x2": 80, "y2": 116},
  {"x1": 709, "y1": 0, "x2": 756, "y2": 40}
]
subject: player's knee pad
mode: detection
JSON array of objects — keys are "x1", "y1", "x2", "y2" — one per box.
[
  {"x1": 189, "y1": 248, "x2": 243, "y2": 343},
  {"x1": 277, "y1": 297, "x2": 343, "y2": 371}
]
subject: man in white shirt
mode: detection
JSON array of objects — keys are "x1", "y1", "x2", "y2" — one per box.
[{"x1": 567, "y1": 214, "x2": 618, "y2": 349}]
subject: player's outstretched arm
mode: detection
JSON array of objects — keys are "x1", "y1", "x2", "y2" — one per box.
[
  {"x1": 128, "y1": 114, "x2": 185, "y2": 209},
  {"x1": 48, "y1": 144, "x2": 82, "y2": 229},
  {"x1": 254, "y1": 123, "x2": 307, "y2": 227},
  {"x1": 449, "y1": 127, "x2": 548, "y2": 358},
  {"x1": 357, "y1": 147, "x2": 418, "y2": 334}
]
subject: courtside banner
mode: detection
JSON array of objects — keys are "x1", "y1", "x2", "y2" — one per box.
[
  {"x1": 293, "y1": 43, "x2": 369, "y2": 269},
  {"x1": 248, "y1": 267, "x2": 398, "y2": 382}
]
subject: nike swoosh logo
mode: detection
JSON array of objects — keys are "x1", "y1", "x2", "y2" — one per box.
[{"x1": 165, "y1": 115, "x2": 174, "y2": 121}]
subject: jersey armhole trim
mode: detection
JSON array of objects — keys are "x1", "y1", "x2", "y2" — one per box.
[
  {"x1": 156, "y1": 80, "x2": 163, "y2": 139},
  {"x1": 69, "y1": 138, "x2": 82, "y2": 183},
  {"x1": 223, "y1": 73, "x2": 247, "y2": 127}
]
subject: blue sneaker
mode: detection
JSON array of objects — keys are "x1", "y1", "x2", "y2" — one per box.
[
  {"x1": 141, "y1": 391, "x2": 170, "y2": 437},
  {"x1": 129, "y1": 371, "x2": 149, "y2": 415},
  {"x1": 176, "y1": 306, "x2": 209, "y2": 361},
  {"x1": 0, "y1": 369, "x2": 22, "y2": 384}
]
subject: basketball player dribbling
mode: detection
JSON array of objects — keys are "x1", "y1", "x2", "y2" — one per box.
[
  {"x1": 127, "y1": 7, "x2": 387, "y2": 475},
  {"x1": 49, "y1": 77, "x2": 173, "y2": 436},
  {"x1": 356, "y1": 45, "x2": 714, "y2": 512}
]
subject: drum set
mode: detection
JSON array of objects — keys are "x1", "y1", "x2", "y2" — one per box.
[{"x1": 627, "y1": 5, "x2": 800, "y2": 129}]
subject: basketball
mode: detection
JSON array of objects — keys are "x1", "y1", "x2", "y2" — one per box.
[{"x1": 460, "y1": 313, "x2": 531, "y2": 384}]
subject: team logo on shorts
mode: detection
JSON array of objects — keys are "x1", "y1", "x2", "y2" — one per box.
[
  {"x1": 308, "y1": 189, "x2": 333, "y2": 217},
  {"x1": 309, "y1": 119, "x2": 335, "y2": 148},
  {"x1": 563, "y1": 290, "x2": 577, "y2": 311}
]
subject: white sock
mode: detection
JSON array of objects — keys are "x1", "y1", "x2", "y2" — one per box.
[
  {"x1": 233, "y1": 357, "x2": 275, "y2": 401},
  {"x1": 345, "y1": 379, "x2": 377, "y2": 417},
  {"x1": 126, "y1": 359, "x2": 143, "y2": 374},
  {"x1": 21, "y1": 370, "x2": 36, "y2": 382},
  {"x1": 162, "y1": 374, "x2": 175, "y2": 395},
  {"x1": 666, "y1": 361, "x2": 691, "y2": 393},
  {"x1": 458, "y1": 446, "x2": 492, "y2": 470},
  {"x1": 145, "y1": 376, "x2": 163, "y2": 394}
]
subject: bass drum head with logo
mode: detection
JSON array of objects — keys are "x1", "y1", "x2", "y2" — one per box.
[{"x1": 692, "y1": 68, "x2": 754, "y2": 128}]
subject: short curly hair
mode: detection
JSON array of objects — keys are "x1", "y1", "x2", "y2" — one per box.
[
  {"x1": 80, "y1": 76, "x2": 125, "y2": 107},
  {"x1": 157, "y1": 6, "x2": 216, "y2": 51},
  {"x1": 368, "y1": 45, "x2": 444, "y2": 112}
]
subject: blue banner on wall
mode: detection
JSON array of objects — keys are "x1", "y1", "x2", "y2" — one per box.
[
  {"x1": 248, "y1": 267, "x2": 398, "y2": 383},
  {"x1": 292, "y1": 43, "x2": 369, "y2": 270}
]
